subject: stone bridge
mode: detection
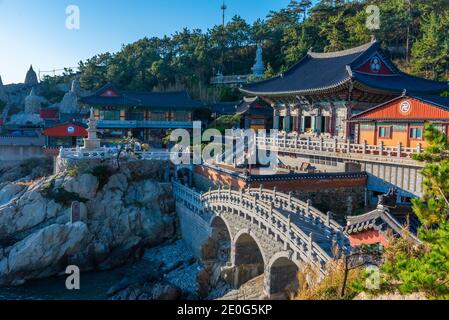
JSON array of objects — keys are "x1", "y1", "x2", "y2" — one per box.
[{"x1": 173, "y1": 181, "x2": 349, "y2": 298}]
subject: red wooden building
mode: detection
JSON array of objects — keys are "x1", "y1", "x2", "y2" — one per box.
[
  {"x1": 43, "y1": 122, "x2": 87, "y2": 148},
  {"x1": 352, "y1": 94, "x2": 449, "y2": 148}
]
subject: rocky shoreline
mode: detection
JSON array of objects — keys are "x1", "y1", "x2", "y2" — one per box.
[
  {"x1": 0, "y1": 159, "x2": 176, "y2": 288},
  {"x1": 0, "y1": 239, "x2": 234, "y2": 301},
  {"x1": 0, "y1": 159, "x2": 234, "y2": 300}
]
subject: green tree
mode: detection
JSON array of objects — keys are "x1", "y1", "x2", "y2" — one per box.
[
  {"x1": 380, "y1": 123, "x2": 449, "y2": 298},
  {"x1": 412, "y1": 12, "x2": 449, "y2": 80}
]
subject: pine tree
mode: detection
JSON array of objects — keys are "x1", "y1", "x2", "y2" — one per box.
[
  {"x1": 412, "y1": 12, "x2": 449, "y2": 80},
  {"x1": 380, "y1": 123, "x2": 449, "y2": 298}
]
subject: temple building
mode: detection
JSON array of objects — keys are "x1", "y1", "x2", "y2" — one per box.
[
  {"x1": 240, "y1": 39, "x2": 449, "y2": 140},
  {"x1": 351, "y1": 94, "x2": 449, "y2": 148},
  {"x1": 236, "y1": 97, "x2": 272, "y2": 130},
  {"x1": 79, "y1": 83, "x2": 204, "y2": 146},
  {"x1": 43, "y1": 121, "x2": 87, "y2": 149},
  {"x1": 210, "y1": 97, "x2": 273, "y2": 131}
]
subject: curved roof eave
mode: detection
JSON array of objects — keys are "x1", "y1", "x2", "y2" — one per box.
[
  {"x1": 240, "y1": 77, "x2": 353, "y2": 97},
  {"x1": 353, "y1": 76, "x2": 449, "y2": 96}
]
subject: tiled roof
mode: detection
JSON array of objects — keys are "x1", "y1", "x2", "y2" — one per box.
[
  {"x1": 345, "y1": 206, "x2": 421, "y2": 244},
  {"x1": 236, "y1": 97, "x2": 272, "y2": 116},
  {"x1": 351, "y1": 94, "x2": 449, "y2": 120},
  {"x1": 210, "y1": 101, "x2": 239, "y2": 116},
  {"x1": 79, "y1": 83, "x2": 204, "y2": 110},
  {"x1": 241, "y1": 40, "x2": 449, "y2": 96}
]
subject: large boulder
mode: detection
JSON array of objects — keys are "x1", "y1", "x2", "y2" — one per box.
[
  {"x1": 0, "y1": 183, "x2": 23, "y2": 206},
  {"x1": 63, "y1": 174, "x2": 99, "y2": 200},
  {"x1": 0, "y1": 191, "x2": 56, "y2": 238},
  {"x1": 0, "y1": 222, "x2": 92, "y2": 286},
  {"x1": 0, "y1": 160, "x2": 177, "y2": 287}
]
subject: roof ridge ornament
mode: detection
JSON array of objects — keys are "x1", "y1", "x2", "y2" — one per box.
[
  {"x1": 346, "y1": 65, "x2": 353, "y2": 77},
  {"x1": 402, "y1": 89, "x2": 407, "y2": 97}
]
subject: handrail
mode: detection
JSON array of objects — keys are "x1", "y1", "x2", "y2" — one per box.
[
  {"x1": 201, "y1": 188, "x2": 335, "y2": 267},
  {"x1": 173, "y1": 182, "x2": 351, "y2": 270},
  {"x1": 246, "y1": 187, "x2": 342, "y2": 232},
  {"x1": 256, "y1": 134, "x2": 424, "y2": 166}
]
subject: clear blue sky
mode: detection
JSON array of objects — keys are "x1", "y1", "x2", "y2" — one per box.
[{"x1": 0, "y1": 0, "x2": 291, "y2": 84}]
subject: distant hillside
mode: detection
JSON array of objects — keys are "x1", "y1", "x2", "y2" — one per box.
[{"x1": 42, "y1": 0, "x2": 449, "y2": 100}]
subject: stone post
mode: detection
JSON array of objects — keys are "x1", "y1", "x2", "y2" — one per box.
[
  {"x1": 307, "y1": 137, "x2": 311, "y2": 150},
  {"x1": 334, "y1": 138, "x2": 338, "y2": 152},
  {"x1": 71, "y1": 201, "x2": 81, "y2": 224},
  {"x1": 308, "y1": 233, "x2": 314, "y2": 259},
  {"x1": 397, "y1": 142, "x2": 402, "y2": 158},
  {"x1": 346, "y1": 139, "x2": 351, "y2": 154},
  {"x1": 306, "y1": 199, "x2": 312, "y2": 217},
  {"x1": 417, "y1": 143, "x2": 422, "y2": 154},
  {"x1": 326, "y1": 211, "x2": 332, "y2": 228},
  {"x1": 363, "y1": 140, "x2": 367, "y2": 154},
  {"x1": 379, "y1": 141, "x2": 384, "y2": 156}
]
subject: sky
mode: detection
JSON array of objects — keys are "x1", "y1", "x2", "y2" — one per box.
[{"x1": 0, "y1": 0, "x2": 292, "y2": 84}]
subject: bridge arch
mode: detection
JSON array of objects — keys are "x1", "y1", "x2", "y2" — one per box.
[
  {"x1": 267, "y1": 252, "x2": 300, "y2": 298},
  {"x1": 202, "y1": 215, "x2": 232, "y2": 262},
  {"x1": 233, "y1": 229, "x2": 266, "y2": 287}
]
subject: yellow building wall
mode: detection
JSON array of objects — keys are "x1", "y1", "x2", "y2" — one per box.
[
  {"x1": 359, "y1": 129, "x2": 376, "y2": 145},
  {"x1": 358, "y1": 123, "x2": 428, "y2": 149}
]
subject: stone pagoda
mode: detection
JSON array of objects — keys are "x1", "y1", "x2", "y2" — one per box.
[
  {"x1": 82, "y1": 108, "x2": 102, "y2": 151},
  {"x1": 24, "y1": 65, "x2": 39, "y2": 86}
]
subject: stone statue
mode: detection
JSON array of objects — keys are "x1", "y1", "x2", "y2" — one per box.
[
  {"x1": 59, "y1": 79, "x2": 81, "y2": 114},
  {"x1": 251, "y1": 43, "x2": 265, "y2": 78},
  {"x1": 8, "y1": 87, "x2": 44, "y2": 125},
  {"x1": 24, "y1": 87, "x2": 43, "y2": 114},
  {"x1": 24, "y1": 65, "x2": 39, "y2": 86}
]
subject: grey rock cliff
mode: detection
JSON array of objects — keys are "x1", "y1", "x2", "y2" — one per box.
[{"x1": 0, "y1": 161, "x2": 177, "y2": 287}]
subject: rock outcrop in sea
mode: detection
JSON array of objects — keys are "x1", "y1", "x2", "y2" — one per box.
[{"x1": 0, "y1": 161, "x2": 177, "y2": 287}]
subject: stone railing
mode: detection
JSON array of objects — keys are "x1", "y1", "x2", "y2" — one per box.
[
  {"x1": 133, "y1": 150, "x2": 172, "y2": 161},
  {"x1": 173, "y1": 181, "x2": 350, "y2": 272},
  {"x1": 246, "y1": 186, "x2": 343, "y2": 234},
  {"x1": 59, "y1": 147, "x2": 116, "y2": 159},
  {"x1": 201, "y1": 187, "x2": 340, "y2": 270},
  {"x1": 59, "y1": 147, "x2": 176, "y2": 161},
  {"x1": 172, "y1": 181, "x2": 205, "y2": 216},
  {"x1": 256, "y1": 134, "x2": 423, "y2": 165},
  {"x1": 210, "y1": 74, "x2": 249, "y2": 85}
]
